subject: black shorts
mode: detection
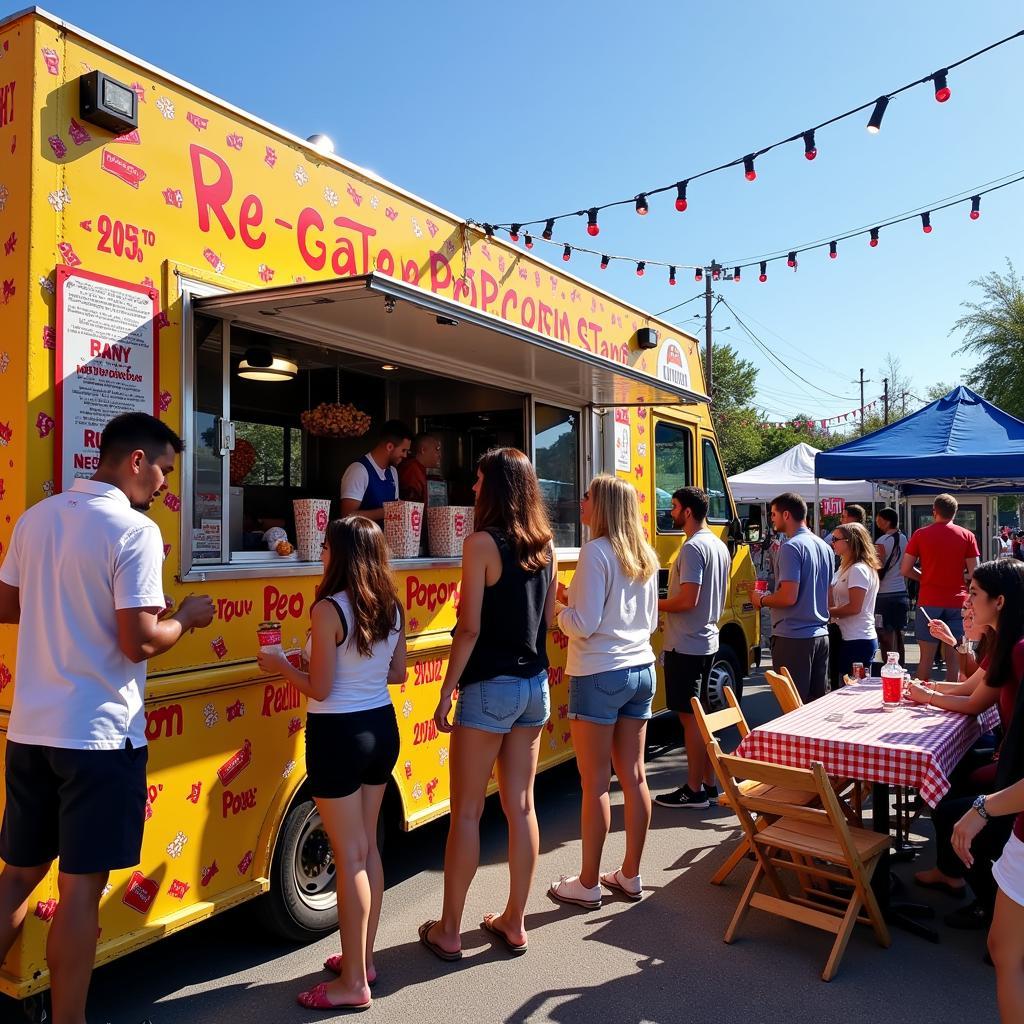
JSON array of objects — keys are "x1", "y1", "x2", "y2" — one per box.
[
  {"x1": 663, "y1": 651, "x2": 713, "y2": 714},
  {"x1": 305, "y1": 705, "x2": 400, "y2": 799},
  {"x1": 876, "y1": 593, "x2": 910, "y2": 632},
  {"x1": 0, "y1": 740, "x2": 148, "y2": 875}
]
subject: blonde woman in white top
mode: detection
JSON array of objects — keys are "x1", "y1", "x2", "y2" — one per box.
[
  {"x1": 548, "y1": 474, "x2": 659, "y2": 910},
  {"x1": 828, "y1": 521, "x2": 881, "y2": 679}
]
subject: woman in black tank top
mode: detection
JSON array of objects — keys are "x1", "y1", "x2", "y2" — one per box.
[{"x1": 420, "y1": 449, "x2": 558, "y2": 961}]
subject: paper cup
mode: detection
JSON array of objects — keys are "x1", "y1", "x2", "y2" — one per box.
[
  {"x1": 257, "y1": 621, "x2": 281, "y2": 650},
  {"x1": 383, "y1": 500, "x2": 424, "y2": 558},
  {"x1": 293, "y1": 498, "x2": 332, "y2": 561},
  {"x1": 427, "y1": 506, "x2": 474, "y2": 557}
]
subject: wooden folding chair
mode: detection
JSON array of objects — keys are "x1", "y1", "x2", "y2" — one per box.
[
  {"x1": 765, "y1": 669, "x2": 802, "y2": 714},
  {"x1": 690, "y1": 687, "x2": 816, "y2": 885},
  {"x1": 712, "y1": 740, "x2": 891, "y2": 982}
]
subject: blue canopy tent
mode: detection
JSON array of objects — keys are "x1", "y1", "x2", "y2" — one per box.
[{"x1": 815, "y1": 387, "x2": 1024, "y2": 495}]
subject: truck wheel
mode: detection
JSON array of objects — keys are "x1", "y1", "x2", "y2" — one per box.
[
  {"x1": 703, "y1": 646, "x2": 744, "y2": 713},
  {"x1": 261, "y1": 798, "x2": 338, "y2": 943}
]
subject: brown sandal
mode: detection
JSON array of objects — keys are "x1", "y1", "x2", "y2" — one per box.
[{"x1": 418, "y1": 919, "x2": 462, "y2": 962}]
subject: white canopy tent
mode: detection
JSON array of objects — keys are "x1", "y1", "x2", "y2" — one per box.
[{"x1": 728, "y1": 442, "x2": 880, "y2": 504}]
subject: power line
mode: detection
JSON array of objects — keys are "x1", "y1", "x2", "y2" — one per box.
[{"x1": 719, "y1": 297, "x2": 855, "y2": 401}]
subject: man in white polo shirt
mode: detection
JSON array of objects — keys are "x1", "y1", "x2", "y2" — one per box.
[{"x1": 0, "y1": 412, "x2": 214, "y2": 1024}]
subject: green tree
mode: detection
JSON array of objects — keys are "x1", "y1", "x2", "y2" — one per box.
[{"x1": 953, "y1": 260, "x2": 1024, "y2": 417}]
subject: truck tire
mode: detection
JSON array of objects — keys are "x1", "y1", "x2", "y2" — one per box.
[
  {"x1": 703, "y1": 645, "x2": 744, "y2": 713},
  {"x1": 261, "y1": 797, "x2": 338, "y2": 943}
]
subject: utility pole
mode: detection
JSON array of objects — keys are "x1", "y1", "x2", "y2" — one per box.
[
  {"x1": 704, "y1": 265, "x2": 714, "y2": 401},
  {"x1": 853, "y1": 368, "x2": 871, "y2": 436},
  {"x1": 883, "y1": 377, "x2": 890, "y2": 424}
]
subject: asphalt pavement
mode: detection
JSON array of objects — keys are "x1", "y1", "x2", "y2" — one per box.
[{"x1": 1, "y1": 650, "x2": 998, "y2": 1024}]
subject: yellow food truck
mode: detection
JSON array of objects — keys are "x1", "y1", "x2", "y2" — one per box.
[{"x1": 0, "y1": 6, "x2": 759, "y2": 1003}]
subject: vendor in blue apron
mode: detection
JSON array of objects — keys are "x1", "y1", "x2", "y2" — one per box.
[{"x1": 339, "y1": 419, "x2": 414, "y2": 523}]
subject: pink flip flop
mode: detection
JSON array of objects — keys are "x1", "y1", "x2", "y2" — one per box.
[
  {"x1": 323, "y1": 954, "x2": 378, "y2": 986},
  {"x1": 296, "y1": 982, "x2": 371, "y2": 1012}
]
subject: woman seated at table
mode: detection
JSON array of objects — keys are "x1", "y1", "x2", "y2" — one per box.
[
  {"x1": 828, "y1": 522, "x2": 880, "y2": 679},
  {"x1": 908, "y1": 560, "x2": 1024, "y2": 930}
]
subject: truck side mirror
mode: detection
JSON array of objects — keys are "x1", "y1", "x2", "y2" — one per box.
[{"x1": 745, "y1": 523, "x2": 762, "y2": 544}]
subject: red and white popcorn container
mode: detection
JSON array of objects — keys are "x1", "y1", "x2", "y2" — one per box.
[
  {"x1": 426, "y1": 506, "x2": 474, "y2": 557},
  {"x1": 293, "y1": 498, "x2": 331, "y2": 561},
  {"x1": 383, "y1": 500, "x2": 423, "y2": 558}
]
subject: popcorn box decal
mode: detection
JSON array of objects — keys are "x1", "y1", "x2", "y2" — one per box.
[
  {"x1": 122, "y1": 871, "x2": 159, "y2": 914},
  {"x1": 292, "y1": 498, "x2": 331, "y2": 561},
  {"x1": 383, "y1": 500, "x2": 423, "y2": 559},
  {"x1": 426, "y1": 506, "x2": 474, "y2": 558}
]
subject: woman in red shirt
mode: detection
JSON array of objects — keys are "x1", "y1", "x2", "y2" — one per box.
[{"x1": 908, "y1": 560, "x2": 1024, "y2": 929}]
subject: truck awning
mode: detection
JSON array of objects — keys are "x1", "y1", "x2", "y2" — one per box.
[{"x1": 193, "y1": 274, "x2": 706, "y2": 407}]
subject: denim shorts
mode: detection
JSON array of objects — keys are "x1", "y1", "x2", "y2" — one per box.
[
  {"x1": 568, "y1": 663, "x2": 656, "y2": 726},
  {"x1": 914, "y1": 605, "x2": 964, "y2": 644},
  {"x1": 454, "y1": 671, "x2": 550, "y2": 734}
]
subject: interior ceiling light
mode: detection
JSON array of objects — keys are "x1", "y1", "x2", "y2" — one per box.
[
  {"x1": 237, "y1": 347, "x2": 297, "y2": 381},
  {"x1": 380, "y1": 363, "x2": 398, "y2": 371}
]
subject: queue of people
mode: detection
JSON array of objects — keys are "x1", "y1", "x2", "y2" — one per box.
[{"x1": 4, "y1": 413, "x2": 1024, "y2": 1018}]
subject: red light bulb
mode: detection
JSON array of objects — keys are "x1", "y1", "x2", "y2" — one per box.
[
  {"x1": 759, "y1": 261, "x2": 767, "y2": 282},
  {"x1": 636, "y1": 261, "x2": 645, "y2": 277},
  {"x1": 668, "y1": 266, "x2": 677, "y2": 285},
  {"x1": 743, "y1": 155, "x2": 756, "y2": 181},
  {"x1": 869, "y1": 228, "x2": 879, "y2": 247},
  {"x1": 675, "y1": 181, "x2": 688, "y2": 212},
  {"x1": 829, "y1": 241, "x2": 838, "y2": 259},
  {"x1": 759, "y1": 273, "x2": 767, "y2": 283},
  {"x1": 803, "y1": 130, "x2": 817, "y2": 160},
  {"x1": 635, "y1": 194, "x2": 648, "y2": 216},
  {"x1": 600, "y1": 254, "x2": 609, "y2": 270},
  {"x1": 970, "y1": 196, "x2": 981, "y2": 220},
  {"x1": 524, "y1": 234, "x2": 533, "y2": 249},
  {"x1": 562, "y1": 244, "x2": 571, "y2": 262},
  {"x1": 586, "y1": 208, "x2": 600, "y2": 236},
  {"x1": 921, "y1": 212, "x2": 932, "y2": 234},
  {"x1": 934, "y1": 69, "x2": 951, "y2": 103}
]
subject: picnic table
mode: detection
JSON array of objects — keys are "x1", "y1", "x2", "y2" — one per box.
[{"x1": 736, "y1": 680, "x2": 999, "y2": 941}]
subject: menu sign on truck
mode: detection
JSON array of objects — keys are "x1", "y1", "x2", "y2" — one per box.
[{"x1": 55, "y1": 266, "x2": 159, "y2": 491}]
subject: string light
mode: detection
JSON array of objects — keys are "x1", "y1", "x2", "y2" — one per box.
[
  {"x1": 636, "y1": 261, "x2": 646, "y2": 277},
  {"x1": 524, "y1": 233, "x2": 533, "y2": 249},
  {"x1": 743, "y1": 155, "x2": 757, "y2": 181},
  {"x1": 484, "y1": 30, "x2": 1024, "y2": 239},
  {"x1": 866, "y1": 96, "x2": 889, "y2": 133},
  {"x1": 759, "y1": 261, "x2": 767, "y2": 282},
  {"x1": 921, "y1": 212, "x2": 932, "y2": 233},
  {"x1": 509, "y1": 223, "x2": 521, "y2": 242},
  {"x1": 542, "y1": 218, "x2": 554, "y2": 240},
  {"x1": 635, "y1": 194, "x2": 649, "y2": 215},
  {"x1": 668, "y1": 265, "x2": 676, "y2": 285},
  {"x1": 505, "y1": 170, "x2": 1022, "y2": 289},
  {"x1": 586, "y1": 208, "x2": 600, "y2": 236}
]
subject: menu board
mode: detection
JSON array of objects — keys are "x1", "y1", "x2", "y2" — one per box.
[
  {"x1": 614, "y1": 408, "x2": 631, "y2": 472},
  {"x1": 55, "y1": 266, "x2": 159, "y2": 491}
]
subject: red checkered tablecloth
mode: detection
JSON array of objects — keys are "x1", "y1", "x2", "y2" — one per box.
[{"x1": 735, "y1": 682, "x2": 1000, "y2": 806}]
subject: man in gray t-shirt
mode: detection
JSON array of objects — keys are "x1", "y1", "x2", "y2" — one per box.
[
  {"x1": 751, "y1": 491, "x2": 833, "y2": 701},
  {"x1": 654, "y1": 487, "x2": 731, "y2": 810}
]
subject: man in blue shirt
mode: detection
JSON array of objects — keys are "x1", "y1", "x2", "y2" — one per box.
[{"x1": 751, "y1": 491, "x2": 833, "y2": 701}]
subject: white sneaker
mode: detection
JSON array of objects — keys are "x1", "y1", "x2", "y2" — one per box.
[
  {"x1": 548, "y1": 874, "x2": 602, "y2": 909},
  {"x1": 600, "y1": 868, "x2": 643, "y2": 901}
]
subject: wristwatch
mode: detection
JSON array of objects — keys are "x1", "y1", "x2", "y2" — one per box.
[{"x1": 972, "y1": 794, "x2": 990, "y2": 820}]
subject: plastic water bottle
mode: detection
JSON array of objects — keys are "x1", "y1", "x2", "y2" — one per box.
[{"x1": 881, "y1": 651, "x2": 902, "y2": 709}]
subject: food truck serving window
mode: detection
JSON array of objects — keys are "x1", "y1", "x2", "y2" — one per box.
[{"x1": 184, "y1": 274, "x2": 704, "y2": 579}]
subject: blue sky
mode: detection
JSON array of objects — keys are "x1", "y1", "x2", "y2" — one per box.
[{"x1": 42, "y1": 1, "x2": 1023, "y2": 425}]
